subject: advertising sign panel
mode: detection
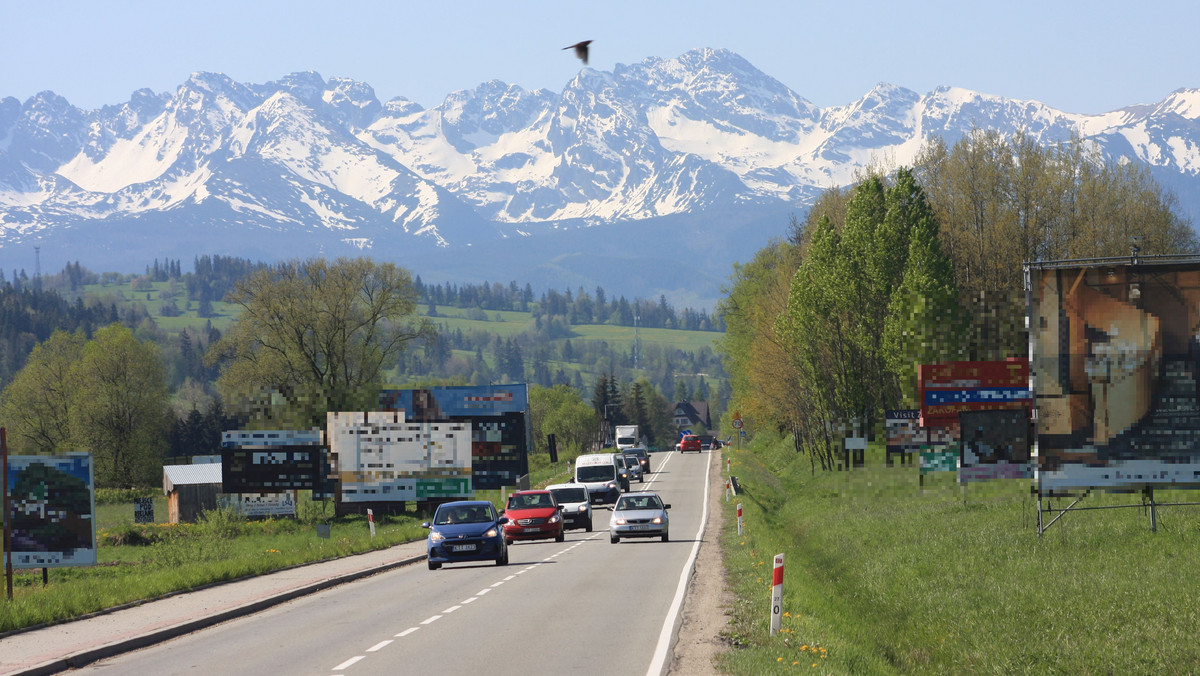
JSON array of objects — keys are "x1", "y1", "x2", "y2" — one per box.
[
  {"x1": 329, "y1": 411, "x2": 473, "y2": 502},
  {"x1": 919, "y1": 360, "x2": 1030, "y2": 426},
  {"x1": 221, "y1": 445, "x2": 323, "y2": 492},
  {"x1": 957, "y1": 409, "x2": 1033, "y2": 483},
  {"x1": 380, "y1": 384, "x2": 531, "y2": 490},
  {"x1": 1029, "y1": 257, "x2": 1200, "y2": 491},
  {"x1": 5, "y1": 453, "x2": 96, "y2": 567},
  {"x1": 222, "y1": 492, "x2": 297, "y2": 517}
]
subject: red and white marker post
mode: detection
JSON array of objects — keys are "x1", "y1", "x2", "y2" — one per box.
[
  {"x1": 367, "y1": 508, "x2": 376, "y2": 537},
  {"x1": 769, "y1": 553, "x2": 784, "y2": 636},
  {"x1": 736, "y1": 503, "x2": 744, "y2": 535}
]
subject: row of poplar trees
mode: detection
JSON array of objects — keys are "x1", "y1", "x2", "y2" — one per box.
[{"x1": 719, "y1": 129, "x2": 1197, "y2": 471}]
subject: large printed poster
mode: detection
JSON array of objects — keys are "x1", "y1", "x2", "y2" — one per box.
[
  {"x1": 5, "y1": 453, "x2": 97, "y2": 567},
  {"x1": 328, "y1": 411, "x2": 473, "y2": 502},
  {"x1": 380, "y1": 384, "x2": 531, "y2": 490},
  {"x1": 1029, "y1": 258, "x2": 1200, "y2": 491}
]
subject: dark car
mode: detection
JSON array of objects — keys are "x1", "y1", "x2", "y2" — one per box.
[
  {"x1": 679, "y1": 434, "x2": 702, "y2": 452},
  {"x1": 502, "y1": 490, "x2": 565, "y2": 544},
  {"x1": 424, "y1": 500, "x2": 508, "y2": 570},
  {"x1": 627, "y1": 447, "x2": 651, "y2": 474}
]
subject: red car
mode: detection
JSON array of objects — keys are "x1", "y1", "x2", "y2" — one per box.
[
  {"x1": 679, "y1": 434, "x2": 702, "y2": 452},
  {"x1": 502, "y1": 490, "x2": 565, "y2": 544}
]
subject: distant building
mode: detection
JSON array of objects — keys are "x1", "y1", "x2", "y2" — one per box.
[{"x1": 671, "y1": 401, "x2": 711, "y2": 430}]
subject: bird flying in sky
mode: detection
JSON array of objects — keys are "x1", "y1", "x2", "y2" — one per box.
[{"x1": 563, "y1": 40, "x2": 592, "y2": 65}]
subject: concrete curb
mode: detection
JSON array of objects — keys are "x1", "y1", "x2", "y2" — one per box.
[{"x1": 12, "y1": 553, "x2": 426, "y2": 676}]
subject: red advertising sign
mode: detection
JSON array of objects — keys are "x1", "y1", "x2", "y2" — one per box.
[{"x1": 918, "y1": 359, "x2": 1030, "y2": 426}]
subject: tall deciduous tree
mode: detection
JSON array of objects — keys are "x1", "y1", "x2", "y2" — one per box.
[
  {"x1": 208, "y1": 257, "x2": 431, "y2": 426},
  {"x1": 530, "y1": 384, "x2": 599, "y2": 456},
  {"x1": 70, "y1": 324, "x2": 170, "y2": 488},
  {"x1": 0, "y1": 330, "x2": 85, "y2": 453}
]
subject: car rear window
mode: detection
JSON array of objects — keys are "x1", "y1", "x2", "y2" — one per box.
[{"x1": 550, "y1": 487, "x2": 588, "y2": 503}]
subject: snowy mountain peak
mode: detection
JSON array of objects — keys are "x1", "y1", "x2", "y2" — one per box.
[{"x1": 0, "y1": 49, "x2": 1197, "y2": 308}]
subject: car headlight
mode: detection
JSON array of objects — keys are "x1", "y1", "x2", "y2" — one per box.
[
  {"x1": 606, "y1": 482, "x2": 617, "y2": 490},
  {"x1": 484, "y1": 528, "x2": 499, "y2": 537},
  {"x1": 577, "y1": 504, "x2": 588, "y2": 512},
  {"x1": 652, "y1": 517, "x2": 663, "y2": 524},
  {"x1": 548, "y1": 514, "x2": 561, "y2": 524},
  {"x1": 430, "y1": 531, "x2": 446, "y2": 543},
  {"x1": 614, "y1": 518, "x2": 627, "y2": 525}
]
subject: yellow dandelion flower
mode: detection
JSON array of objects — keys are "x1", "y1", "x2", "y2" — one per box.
[
  {"x1": 783, "y1": 612, "x2": 791, "y2": 617},
  {"x1": 777, "y1": 657, "x2": 783, "y2": 662},
  {"x1": 812, "y1": 663, "x2": 817, "y2": 668},
  {"x1": 792, "y1": 662, "x2": 798, "y2": 666}
]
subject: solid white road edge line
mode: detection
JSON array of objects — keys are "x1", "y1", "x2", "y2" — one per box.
[{"x1": 646, "y1": 449, "x2": 710, "y2": 676}]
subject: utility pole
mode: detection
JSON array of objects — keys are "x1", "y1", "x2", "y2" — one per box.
[{"x1": 633, "y1": 312, "x2": 640, "y2": 370}]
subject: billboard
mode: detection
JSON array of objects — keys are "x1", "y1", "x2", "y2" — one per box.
[
  {"x1": 221, "y1": 445, "x2": 324, "y2": 493},
  {"x1": 380, "y1": 384, "x2": 531, "y2": 490},
  {"x1": 886, "y1": 409, "x2": 924, "y2": 461},
  {"x1": 957, "y1": 409, "x2": 1033, "y2": 483},
  {"x1": 328, "y1": 411, "x2": 473, "y2": 502},
  {"x1": 5, "y1": 453, "x2": 96, "y2": 568},
  {"x1": 918, "y1": 360, "x2": 1030, "y2": 426},
  {"x1": 221, "y1": 492, "x2": 297, "y2": 517},
  {"x1": 1029, "y1": 257, "x2": 1200, "y2": 491}
]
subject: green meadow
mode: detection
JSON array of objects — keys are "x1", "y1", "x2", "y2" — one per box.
[{"x1": 716, "y1": 434, "x2": 1200, "y2": 675}]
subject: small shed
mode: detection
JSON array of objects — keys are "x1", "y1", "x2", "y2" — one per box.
[{"x1": 163, "y1": 463, "x2": 223, "y2": 524}]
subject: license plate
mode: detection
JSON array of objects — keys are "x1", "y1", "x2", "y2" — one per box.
[
  {"x1": 451, "y1": 544, "x2": 476, "y2": 552},
  {"x1": 631, "y1": 525, "x2": 649, "y2": 531},
  {"x1": 523, "y1": 527, "x2": 541, "y2": 533}
]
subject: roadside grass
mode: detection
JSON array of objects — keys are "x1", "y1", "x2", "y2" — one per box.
[
  {"x1": 716, "y1": 434, "x2": 1200, "y2": 675},
  {"x1": 0, "y1": 500, "x2": 426, "y2": 634}
]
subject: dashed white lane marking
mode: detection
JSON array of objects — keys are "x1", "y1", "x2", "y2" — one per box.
[
  {"x1": 461, "y1": 596, "x2": 479, "y2": 604},
  {"x1": 442, "y1": 604, "x2": 462, "y2": 614},
  {"x1": 420, "y1": 615, "x2": 442, "y2": 625},
  {"x1": 515, "y1": 568, "x2": 529, "y2": 575},
  {"x1": 477, "y1": 588, "x2": 492, "y2": 595},
  {"x1": 332, "y1": 656, "x2": 364, "y2": 671},
  {"x1": 503, "y1": 574, "x2": 516, "y2": 581},
  {"x1": 395, "y1": 627, "x2": 419, "y2": 637},
  {"x1": 490, "y1": 580, "x2": 505, "y2": 588},
  {"x1": 366, "y1": 640, "x2": 392, "y2": 652}
]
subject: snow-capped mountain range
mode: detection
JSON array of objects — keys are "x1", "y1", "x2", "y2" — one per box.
[{"x1": 1, "y1": 48, "x2": 1197, "y2": 308}]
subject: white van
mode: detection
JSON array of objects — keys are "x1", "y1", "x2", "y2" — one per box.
[
  {"x1": 546, "y1": 483, "x2": 593, "y2": 531},
  {"x1": 573, "y1": 453, "x2": 623, "y2": 505}
]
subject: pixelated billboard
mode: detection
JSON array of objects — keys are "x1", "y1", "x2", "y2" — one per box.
[
  {"x1": 5, "y1": 454, "x2": 96, "y2": 568},
  {"x1": 221, "y1": 492, "x2": 297, "y2": 517},
  {"x1": 329, "y1": 411, "x2": 473, "y2": 502},
  {"x1": 1029, "y1": 258, "x2": 1200, "y2": 491},
  {"x1": 919, "y1": 360, "x2": 1030, "y2": 426},
  {"x1": 886, "y1": 410, "x2": 924, "y2": 453},
  {"x1": 957, "y1": 409, "x2": 1033, "y2": 483},
  {"x1": 221, "y1": 445, "x2": 324, "y2": 492},
  {"x1": 380, "y1": 385, "x2": 531, "y2": 490}
]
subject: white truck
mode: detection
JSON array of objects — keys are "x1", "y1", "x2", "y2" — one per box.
[{"x1": 614, "y1": 425, "x2": 641, "y2": 451}]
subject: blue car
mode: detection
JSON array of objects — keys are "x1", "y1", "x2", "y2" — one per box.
[{"x1": 423, "y1": 500, "x2": 509, "y2": 570}]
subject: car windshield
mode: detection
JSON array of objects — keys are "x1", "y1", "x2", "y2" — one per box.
[
  {"x1": 508, "y1": 493, "x2": 553, "y2": 509},
  {"x1": 550, "y1": 488, "x2": 588, "y2": 504},
  {"x1": 577, "y1": 465, "x2": 615, "y2": 482},
  {"x1": 616, "y1": 495, "x2": 661, "y2": 511},
  {"x1": 434, "y1": 505, "x2": 493, "y2": 525}
]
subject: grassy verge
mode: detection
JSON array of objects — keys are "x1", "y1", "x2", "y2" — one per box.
[
  {"x1": 1, "y1": 500, "x2": 425, "y2": 633},
  {"x1": 715, "y1": 433, "x2": 1200, "y2": 674}
]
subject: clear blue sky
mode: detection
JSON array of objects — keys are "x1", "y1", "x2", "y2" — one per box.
[{"x1": 3, "y1": 0, "x2": 1197, "y2": 115}]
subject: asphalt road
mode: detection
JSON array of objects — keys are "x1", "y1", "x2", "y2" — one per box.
[{"x1": 75, "y1": 449, "x2": 713, "y2": 676}]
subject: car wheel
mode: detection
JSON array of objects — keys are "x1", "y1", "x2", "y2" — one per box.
[
  {"x1": 555, "y1": 531, "x2": 565, "y2": 543},
  {"x1": 610, "y1": 535, "x2": 619, "y2": 544},
  {"x1": 585, "y1": 520, "x2": 593, "y2": 532},
  {"x1": 505, "y1": 538, "x2": 513, "y2": 546},
  {"x1": 428, "y1": 559, "x2": 441, "y2": 570},
  {"x1": 661, "y1": 533, "x2": 669, "y2": 542},
  {"x1": 496, "y1": 549, "x2": 508, "y2": 566}
]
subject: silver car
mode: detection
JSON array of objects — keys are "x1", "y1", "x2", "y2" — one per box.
[
  {"x1": 546, "y1": 482, "x2": 593, "y2": 532},
  {"x1": 609, "y1": 491, "x2": 670, "y2": 543},
  {"x1": 620, "y1": 453, "x2": 644, "y2": 483}
]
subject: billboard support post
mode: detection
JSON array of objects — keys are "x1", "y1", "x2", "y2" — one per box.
[{"x1": 3, "y1": 427, "x2": 11, "y2": 601}]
